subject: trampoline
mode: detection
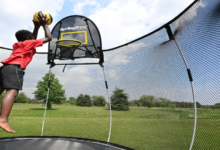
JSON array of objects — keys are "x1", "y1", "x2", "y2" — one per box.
[
  {"x1": 0, "y1": 136, "x2": 134, "y2": 150},
  {"x1": 0, "y1": 0, "x2": 220, "y2": 149}
]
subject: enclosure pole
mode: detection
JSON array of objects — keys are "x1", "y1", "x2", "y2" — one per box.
[
  {"x1": 41, "y1": 66, "x2": 52, "y2": 136},
  {"x1": 101, "y1": 66, "x2": 112, "y2": 143},
  {"x1": 173, "y1": 39, "x2": 197, "y2": 150}
]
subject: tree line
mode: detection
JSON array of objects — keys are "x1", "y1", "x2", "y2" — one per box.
[
  {"x1": 0, "y1": 72, "x2": 217, "y2": 111},
  {"x1": 129, "y1": 97, "x2": 203, "y2": 109},
  {"x1": 66, "y1": 95, "x2": 106, "y2": 107},
  {"x1": 0, "y1": 92, "x2": 107, "y2": 106}
]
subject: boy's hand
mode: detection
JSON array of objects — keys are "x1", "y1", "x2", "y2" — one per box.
[
  {"x1": 32, "y1": 20, "x2": 40, "y2": 28},
  {"x1": 38, "y1": 13, "x2": 50, "y2": 26}
]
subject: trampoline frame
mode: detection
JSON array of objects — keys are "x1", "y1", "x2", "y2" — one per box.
[{"x1": 0, "y1": 136, "x2": 134, "y2": 150}]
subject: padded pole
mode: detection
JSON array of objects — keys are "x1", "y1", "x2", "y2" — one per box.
[
  {"x1": 166, "y1": 24, "x2": 196, "y2": 150},
  {"x1": 173, "y1": 38, "x2": 196, "y2": 150},
  {"x1": 41, "y1": 66, "x2": 52, "y2": 136},
  {"x1": 101, "y1": 66, "x2": 112, "y2": 143},
  {"x1": 165, "y1": 25, "x2": 174, "y2": 40}
]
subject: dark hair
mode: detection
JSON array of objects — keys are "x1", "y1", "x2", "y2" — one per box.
[{"x1": 15, "y1": 30, "x2": 34, "y2": 41}]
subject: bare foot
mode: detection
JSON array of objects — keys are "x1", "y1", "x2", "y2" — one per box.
[{"x1": 0, "y1": 120, "x2": 16, "y2": 133}]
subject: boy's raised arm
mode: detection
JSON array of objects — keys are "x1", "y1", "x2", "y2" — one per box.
[
  {"x1": 35, "y1": 14, "x2": 52, "y2": 43},
  {"x1": 42, "y1": 24, "x2": 52, "y2": 43},
  {"x1": 32, "y1": 21, "x2": 40, "y2": 39}
]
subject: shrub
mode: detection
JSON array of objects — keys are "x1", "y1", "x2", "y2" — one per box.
[
  {"x1": 92, "y1": 96, "x2": 106, "y2": 106},
  {"x1": 76, "y1": 94, "x2": 92, "y2": 107}
]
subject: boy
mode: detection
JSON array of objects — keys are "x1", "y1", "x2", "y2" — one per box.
[{"x1": 0, "y1": 14, "x2": 52, "y2": 133}]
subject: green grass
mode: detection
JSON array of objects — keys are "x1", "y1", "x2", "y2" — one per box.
[{"x1": 0, "y1": 104, "x2": 219, "y2": 150}]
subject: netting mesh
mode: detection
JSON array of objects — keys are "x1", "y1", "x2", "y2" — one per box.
[
  {"x1": 55, "y1": 40, "x2": 81, "y2": 60},
  {"x1": 0, "y1": 0, "x2": 220, "y2": 149},
  {"x1": 102, "y1": 29, "x2": 194, "y2": 149}
]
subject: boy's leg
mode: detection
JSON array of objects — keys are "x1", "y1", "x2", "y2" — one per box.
[{"x1": 0, "y1": 88, "x2": 17, "y2": 133}]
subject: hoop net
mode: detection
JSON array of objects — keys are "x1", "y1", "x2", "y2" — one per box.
[{"x1": 55, "y1": 39, "x2": 82, "y2": 60}]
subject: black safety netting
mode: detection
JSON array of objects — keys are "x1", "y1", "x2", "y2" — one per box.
[
  {"x1": 0, "y1": 0, "x2": 220, "y2": 150},
  {"x1": 101, "y1": 0, "x2": 220, "y2": 149}
]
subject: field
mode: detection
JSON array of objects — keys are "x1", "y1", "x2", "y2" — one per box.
[{"x1": 0, "y1": 104, "x2": 219, "y2": 150}]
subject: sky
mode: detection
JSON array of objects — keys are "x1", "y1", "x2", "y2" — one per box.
[
  {"x1": 0, "y1": 0, "x2": 194, "y2": 49},
  {"x1": 1, "y1": 0, "x2": 208, "y2": 104}
]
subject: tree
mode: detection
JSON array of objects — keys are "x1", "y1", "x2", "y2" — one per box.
[
  {"x1": 139, "y1": 95, "x2": 154, "y2": 108},
  {"x1": 67, "y1": 97, "x2": 76, "y2": 105},
  {"x1": 110, "y1": 87, "x2": 129, "y2": 111},
  {"x1": 92, "y1": 96, "x2": 106, "y2": 106},
  {"x1": 129, "y1": 100, "x2": 140, "y2": 106},
  {"x1": 159, "y1": 97, "x2": 171, "y2": 108},
  {"x1": 196, "y1": 102, "x2": 202, "y2": 108},
  {"x1": 33, "y1": 72, "x2": 66, "y2": 109},
  {"x1": 15, "y1": 92, "x2": 31, "y2": 103},
  {"x1": 76, "y1": 94, "x2": 92, "y2": 107}
]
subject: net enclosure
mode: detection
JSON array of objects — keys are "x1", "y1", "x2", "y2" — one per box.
[
  {"x1": 0, "y1": 0, "x2": 220, "y2": 149},
  {"x1": 99, "y1": 0, "x2": 220, "y2": 149}
]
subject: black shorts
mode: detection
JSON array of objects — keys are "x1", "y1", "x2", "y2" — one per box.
[{"x1": 0, "y1": 65, "x2": 25, "y2": 90}]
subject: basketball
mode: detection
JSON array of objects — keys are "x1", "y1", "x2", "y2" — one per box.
[{"x1": 33, "y1": 11, "x2": 53, "y2": 25}]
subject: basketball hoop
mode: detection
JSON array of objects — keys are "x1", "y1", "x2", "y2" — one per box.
[
  {"x1": 55, "y1": 39, "x2": 82, "y2": 47},
  {"x1": 55, "y1": 39, "x2": 82, "y2": 60}
]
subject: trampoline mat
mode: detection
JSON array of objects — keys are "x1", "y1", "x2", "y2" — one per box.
[{"x1": 0, "y1": 137, "x2": 133, "y2": 150}]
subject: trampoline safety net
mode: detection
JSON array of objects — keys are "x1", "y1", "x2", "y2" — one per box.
[{"x1": 0, "y1": 0, "x2": 220, "y2": 150}]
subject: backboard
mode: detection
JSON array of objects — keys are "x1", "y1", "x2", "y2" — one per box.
[{"x1": 48, "y1": 15, "x2": 103, "y2": 64}]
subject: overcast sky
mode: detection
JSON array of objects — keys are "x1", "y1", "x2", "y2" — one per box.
[{"x1": 0, "y1": 0, "x2": 199, "y2": 103}]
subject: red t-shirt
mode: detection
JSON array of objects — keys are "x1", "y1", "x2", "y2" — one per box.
[{"x1": 1, "y1": 39, "x2": 43, "y2": 69}]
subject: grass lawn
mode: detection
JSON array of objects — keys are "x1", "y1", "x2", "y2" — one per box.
[{"x1": 0, "y1": 104, "x2": 219, "y2": 150}]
